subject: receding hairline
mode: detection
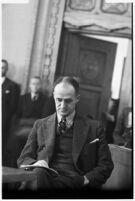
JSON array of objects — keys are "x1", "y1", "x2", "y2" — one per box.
[
  {"x1": 54, "y1": 82, "x2": 76, "y2": 92},
  {"x1": 53, "y1": 76, "x2": 79, "y2": 95}
]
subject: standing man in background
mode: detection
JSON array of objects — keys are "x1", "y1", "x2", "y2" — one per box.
[
  {"x1": 2, "y1": 59, "x2": 20, "y2": 155},
  {"x1": 17, "y1": 76, "x2": 113, "y2": 197}
]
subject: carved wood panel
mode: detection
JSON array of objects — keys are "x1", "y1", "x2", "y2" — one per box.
[
  {"x1": 79, "y1": 49, "x2": 106, "y2": 87},
  {"x1": 78, "y1": 89, "x2": 101, "y2": 119}
]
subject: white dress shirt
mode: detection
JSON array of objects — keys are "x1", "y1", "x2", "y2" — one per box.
[
  {"x1": 1, "y1": 77, "x2": 5, "y2": 85},
  {"x1": 31, "y1": 92, "x2": 39, "y2": 101},
  {"x1": 57, "y1": 111, "x2": 75, "y2": 128}
]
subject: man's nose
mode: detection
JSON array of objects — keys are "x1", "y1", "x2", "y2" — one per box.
[{"x1": 61, "y1": 101, "x2": 66, "y2": 107}]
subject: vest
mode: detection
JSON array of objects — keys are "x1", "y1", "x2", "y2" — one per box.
[{"x1": 50, "y1": 126, "x2": 79, "y2": 177}]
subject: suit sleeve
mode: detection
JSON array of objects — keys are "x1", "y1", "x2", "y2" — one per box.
[
  {"x1": 17, "y1": 120, "x2": 39, "y2": 167},
  {"x1": 10, "y1": 83, "x2": 20, "y2": 115},
  {"x1": 85, "y1": 123, "x2": 114, "y2": 187},
  {"x1": 15, "y1": 96, "x2": 23, "y2": 119}
]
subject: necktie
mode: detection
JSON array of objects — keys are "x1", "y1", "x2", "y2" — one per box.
[
  {"x1": 32, "y1": 95, "x2": 37, "y2": 101},
  {"x1": 58, "y1": 117, "x2": 67, "y2": 135}
]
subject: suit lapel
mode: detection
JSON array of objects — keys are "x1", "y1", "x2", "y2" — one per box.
[
  {"x1": 2, "y1": 78, "x2": 8, "y2": 96},
  {"x1": 43, "y1": 113, "x2": 57, "y2": 161},
  {"x1": 72, "y1": 114, "x2": 90, "y2": 165}
]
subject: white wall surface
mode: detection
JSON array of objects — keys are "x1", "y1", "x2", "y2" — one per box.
[{"x1": 2, "y1": 0, "x2": 38, "y2": 92}]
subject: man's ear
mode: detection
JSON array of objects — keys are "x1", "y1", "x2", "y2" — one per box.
[
  {"x1": 53, "y1": 91, "x2": 55, "y2": 99},
  {"x1": 76, "y1": 94, "x2": 80, "y2": 103}
]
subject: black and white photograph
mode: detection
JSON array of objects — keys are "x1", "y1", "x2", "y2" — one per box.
[{"x1": 1, "y1": 0, "x2": 133, "y2": 199}]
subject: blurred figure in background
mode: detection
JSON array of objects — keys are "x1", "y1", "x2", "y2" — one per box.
[
  {"x1": 3, "y1": 76, "x2": 47, "y2": 167},
  {"x1": 2, "y1": 59, "x2": 20, "y2": 157},
  {"x1": 42, "y1": 95, "x2": 56, "y2": 118},
  {"x1": 16, "y1": 76, "x2": 46, "y2": 122},
  {"x1": 113, "y1": 107, "x2": 132, "y2": 149},
  {"x1": 102, "y1": 98, "x2": 119, "y2": 144}
]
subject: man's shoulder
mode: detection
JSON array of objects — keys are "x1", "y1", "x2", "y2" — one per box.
[
  {"x1": 6, "y1": 77, "x2": 18, "y2": 85},
  {"x1": 34, "y1": 113, "x2": 56, "y2": 126},
  {"x1": 76, "y1": 114, "x2": 101, "y2": 138},
  {"x1": 4, "y1": 78, "x2": 13, "y2": 86},
  {"x1": 39, "y1": 91, "x2": 46, "y2": 98},
  {"x1": 76, "y1": 113, "x2": 99, "y2": 126},
  {"x1": 6, "y1": 78, "x2": 20, "y2": 90},
  {"x1": 20, "y1": 93, "x2": 30, "y2": 100}
]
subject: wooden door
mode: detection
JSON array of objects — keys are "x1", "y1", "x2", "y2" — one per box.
[{"x1": 55, "y1": 28, "x2": 117, "y2": 120}]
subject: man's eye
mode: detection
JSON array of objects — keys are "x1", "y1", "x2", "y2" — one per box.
[
  {"x1": 65, "y1": 99, "x2": 72, "y2": 103},
  {"x1": 57, "y1": 98, "x2": 62, "y2": 102}
]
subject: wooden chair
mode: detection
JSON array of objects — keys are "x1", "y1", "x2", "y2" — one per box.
[{"x1": 102, "y1": 144, "x2": 132, "y2": 190}]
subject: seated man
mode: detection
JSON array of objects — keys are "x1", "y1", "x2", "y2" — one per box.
[
  {"x1": 15, "y1": 76, "x2": 47, "y2": 130},
  {"x1": 3, "y1": 76, "x2": 47, "y2": 167},
  {"x1": 17, "y1": 76, "x2": 114, "y2": 195},
  {"x1": 113, "y1": 107, "x2": 132, "y2": 149}
]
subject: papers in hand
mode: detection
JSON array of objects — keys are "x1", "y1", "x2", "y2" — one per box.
[{"x1": 20, "y1": 164, "x2": 59, "y2": 176}]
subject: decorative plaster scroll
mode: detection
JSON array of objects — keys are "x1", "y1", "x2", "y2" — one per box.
[
  {"x1": 42, "y1": 0, "x2": 66, "y2": 95},
  {"x1": 68, "y1": 0, "x2": 96, "y2": 11},
  {"x1": 66, "y1": 0, "x2": 131, "y2": 16},
  {"x1": 101, "y1": 0, "x2": 129, "y2": 15}
]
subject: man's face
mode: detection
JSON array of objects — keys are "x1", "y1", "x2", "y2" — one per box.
[
  {"x1": 2, "y1": 61, "x2": 8, "y2": 77},
  {"x1": 53, "y1": 82, "x2": 79, "y2": 117},
  {"x1": 29, "y1": 78, "x2": 41, "y2": 94}
]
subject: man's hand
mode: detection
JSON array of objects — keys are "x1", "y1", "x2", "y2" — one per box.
[{"x1": 83, "y1": 175, "x2": 89, "y2": 185}]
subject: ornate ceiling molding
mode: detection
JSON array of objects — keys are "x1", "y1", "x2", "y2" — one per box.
[{"x1": 64, "y1": 0, "x2": 132, "y2": 37}]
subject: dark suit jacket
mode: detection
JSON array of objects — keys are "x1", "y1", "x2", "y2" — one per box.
[
  {"x1": 16, "y1": 92, "x2": 47, "y2": 119},
  {"x1": 2, "y1": 78, "x2": 20, "y2": 132},
  {"x1": 3, "y1": 92, "x2": 47, "y2": 167},
  {"x1": 17, "y1": 113, "x2": 114, "y2": 187},
  {"x1": 42, "y1": 96, "x2": 56, "y2": 118}
]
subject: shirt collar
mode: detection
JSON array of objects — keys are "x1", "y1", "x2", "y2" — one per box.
[
  {"x1": 31, "y1": 92, "x2": 39, "y2": 99},
  {"x1": 1, "y1": 77, "x2": 5, "y2": 84},
  {"x1": 57, "y1": 111, "x2": 75, "y2": 127}
]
